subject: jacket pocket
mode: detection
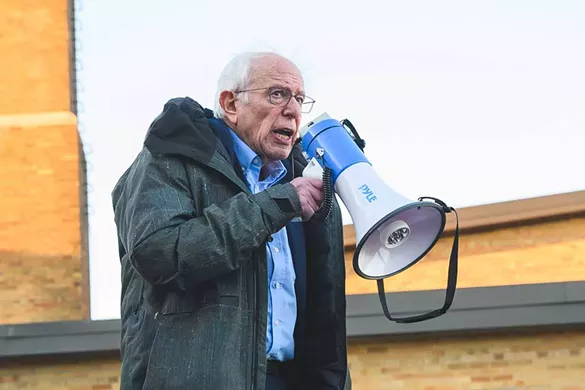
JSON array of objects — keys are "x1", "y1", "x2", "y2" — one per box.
[
  {"x1": 154, "y1": 288, "x2": 240, "y2": 319},
  {"x1": 143, "y1": 303, "x2": 253, "y2": 390}
]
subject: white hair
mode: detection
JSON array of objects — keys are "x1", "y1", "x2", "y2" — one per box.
[{"x1": 213, "y1": 51, "x2": 287, "y2": 119}]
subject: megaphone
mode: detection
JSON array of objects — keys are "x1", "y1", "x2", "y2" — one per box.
[{"x1": 299, "y1": 113, "x2": 460, "y2": 323}]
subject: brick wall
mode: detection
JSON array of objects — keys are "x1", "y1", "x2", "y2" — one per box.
[
  {"x1": 0, "y1": 353, "x2": 121, "y2": 390},
  {"x1": 0, "y1": 113, "x2": 86, "y2": 324},
  {"x1": 0, "y1": 0, "x2": 71, "y2": 114},
  {"x1": 346, "y1": 330, "x2": 585, "y2": 389},
  {"x1": 0, "y1": 0, "x2": 87, "y2": 323},
  {"x1": 1, "y1": 0, "x2": 585, "y2": 388}
]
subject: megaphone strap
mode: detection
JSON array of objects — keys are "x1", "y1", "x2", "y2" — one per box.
[{"x1": 376, "y1": 203, "x2": 459, "y2": 324}]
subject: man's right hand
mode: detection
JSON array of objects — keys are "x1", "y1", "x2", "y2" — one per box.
[{"x1": 290, "y1": 177, "x2": 324, "y2": 221}]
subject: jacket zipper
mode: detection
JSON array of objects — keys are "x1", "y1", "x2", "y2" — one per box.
[
  {"x1": 201, "y1": 150, "x2": 269, "y2": 389},
  {"x1": 336, "y1": 214, "x2": 348, "y2": 390},
  {"x1": 251, "y1": 255, "x2": 258, "y2": 390}
]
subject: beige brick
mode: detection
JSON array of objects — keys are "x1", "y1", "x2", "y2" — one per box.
[
  {"x1": 0, "y1": 112, "x2": 80, "y2": 255},
  {"x1": 0, "y1": 112, "x2": 85, "y2": 324},
  {"x1": 0, "y1": 0, "x2": 71, "y2": 114},
  {"x1": 0, "y1": 353, "x2": 121, "y2": 390},
  {"x1": 347, "y1": 330, "x2": 585, "y2": 389}
]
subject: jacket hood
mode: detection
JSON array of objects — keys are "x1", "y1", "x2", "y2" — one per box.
[{"x1": 143, "y1": 96, "x2": 219, "y2": 165}]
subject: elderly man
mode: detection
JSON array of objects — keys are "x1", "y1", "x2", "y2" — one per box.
[{"x1": 112, "y1": 52, "x2": 351, "y2": 390}]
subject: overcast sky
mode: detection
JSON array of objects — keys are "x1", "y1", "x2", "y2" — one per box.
[{"x1": 74, "y1": 0, "x2": 585, "y2": 320}]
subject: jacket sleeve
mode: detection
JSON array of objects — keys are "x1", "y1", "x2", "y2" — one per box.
[{"x1": 113, "y1": 150, "x2": 302, "y2": 290}]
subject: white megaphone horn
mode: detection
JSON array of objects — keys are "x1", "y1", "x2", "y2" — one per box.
[{"x1": 299, "y1": 113, "x2": 460, "y2": 324}]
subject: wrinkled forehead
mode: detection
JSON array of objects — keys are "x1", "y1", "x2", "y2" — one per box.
[{"x1": 249, "y1": 56, "x2": 305, "y2": 94}]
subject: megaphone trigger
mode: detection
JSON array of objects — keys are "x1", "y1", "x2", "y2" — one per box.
[{"x1": 302, "y1": 157, "x2": 324, "y2": 180}]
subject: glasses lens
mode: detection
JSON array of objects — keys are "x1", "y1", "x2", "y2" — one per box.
[
  {"x1": 269, "y1": 88, "x2": 290, "y2": 106},
  {"x1": 268, "y1": 88, "x2": 315, "y2": 113}
]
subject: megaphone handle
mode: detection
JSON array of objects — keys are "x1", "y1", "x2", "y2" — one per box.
[
  {"x1": 377, "y1": 207, "x2": 459, "y2": 324},
  {"x1": 310, "y1": 166, "x2": 333, "y2": 222},
  {"x1": 340, "y1": 118, "x2": 366, "y2": 152}
]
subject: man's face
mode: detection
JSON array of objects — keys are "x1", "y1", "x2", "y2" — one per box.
[{"x1": 221, "y1": 56, "x2": 305, "y2": 163}]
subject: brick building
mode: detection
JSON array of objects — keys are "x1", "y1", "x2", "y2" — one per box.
[{"x1": 1, "y1": 1, "x2": 585, "y2": 389}]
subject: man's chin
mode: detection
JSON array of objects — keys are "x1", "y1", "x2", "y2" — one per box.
[{"x1": 265, "y1": 148, "x2": 292, "y2": 163}]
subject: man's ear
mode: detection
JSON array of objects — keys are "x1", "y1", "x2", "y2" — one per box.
[{"x1": 219, "y1": 90, "x2": 238, "y2": 124}]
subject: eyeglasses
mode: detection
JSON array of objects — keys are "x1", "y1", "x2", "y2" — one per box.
[{"x1": 235, "y1": 86, "x2": 315, "y2": 114}]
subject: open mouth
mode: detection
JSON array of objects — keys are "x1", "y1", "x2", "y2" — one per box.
[{"x1": 273, "y1": 128, "x2": 294, "y2": 141}]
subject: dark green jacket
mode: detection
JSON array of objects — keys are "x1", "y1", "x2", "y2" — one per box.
[{"x1": 112, "y1": 97, "x2": 351, "y2": 390}]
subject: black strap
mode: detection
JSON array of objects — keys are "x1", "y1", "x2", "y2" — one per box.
[
  {"x1": 340, "y1": 119, "x2": 366, "y2": 152},
  {"x1": 376, "y1": 197, "x2": 459, "y2": 323}
]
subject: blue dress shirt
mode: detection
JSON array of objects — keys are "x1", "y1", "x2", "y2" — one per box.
[{"x1": 229, "y1": 129, "x2": 297, "y2": 362}]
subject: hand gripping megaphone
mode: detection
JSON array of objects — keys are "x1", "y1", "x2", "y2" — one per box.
[{"x1": 299, "y1": 113, "x2": 460, "y2": 324}]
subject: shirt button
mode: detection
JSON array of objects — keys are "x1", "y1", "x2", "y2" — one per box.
[
  {"x1": 273, "y1": 247, "x2": 280, "y2": 253},
  {"x1": 273, "y1": 282, "x2": 280, "y2": 289},
  {"x1": 253, "y1": 158, "x2": 260, "y2": 165},
  {"x1": 275, "y1": 319, "x2": 280, "y2": 326}
]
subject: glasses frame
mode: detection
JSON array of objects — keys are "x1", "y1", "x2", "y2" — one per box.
[{"x1": 235, "y1": 86, "x2": 315, "y2": 114}]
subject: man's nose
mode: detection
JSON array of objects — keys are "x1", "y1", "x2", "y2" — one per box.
[{"x1": 282, "y1": 97, "x2": 302, "y2": 119}]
